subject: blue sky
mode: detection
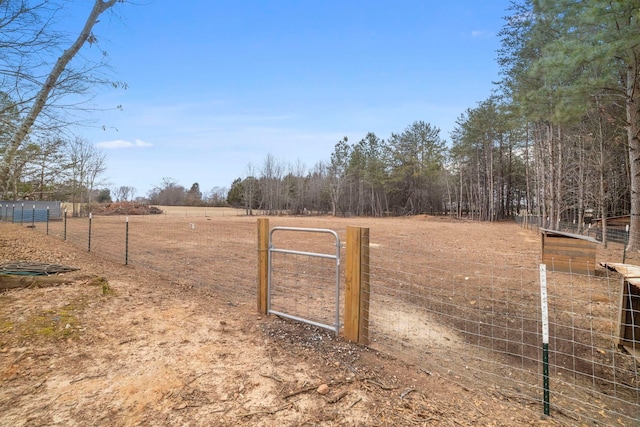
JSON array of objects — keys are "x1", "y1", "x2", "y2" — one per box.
[{"x1": 66, "y1": 0, "x2": 512, "y2": 197}]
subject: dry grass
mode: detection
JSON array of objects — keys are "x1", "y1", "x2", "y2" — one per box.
[{"x1": 154, "y1": 206, "x2": 246, "y2": 217}]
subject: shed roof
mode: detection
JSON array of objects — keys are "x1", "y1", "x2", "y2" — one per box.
[
  {"x1": 540, "y1": 228, "x2": 599, "y2": 244},
  {"x1": 600, "y1": 262, "x2": 640, "y2": 287}
]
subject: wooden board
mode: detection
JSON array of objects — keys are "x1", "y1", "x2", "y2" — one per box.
[
  {"x1": 541, "y1": 230, "x2": 597, "y2": 275},
  {"x1": 618, "y1": 279, "x2": 640, "y2": 352},
  {"x1": 599, "y1": 262, "x2": 640, "y2": 356}
]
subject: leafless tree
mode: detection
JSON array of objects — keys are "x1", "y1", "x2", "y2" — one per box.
[
  {"x1": 147, "y1": 177, "x2": 186, "y2": 206},
  {"x1": 242, "y1": 163, "x2": 257, "y2": 215},
  {"x1": 307, "y1": 160, "x2": 328, "y2": 214},
  {"x1": 113, "y1": 185, "x2": 136, "y2": 202},
  {"x1": 0, "y1": 0, "x2": 124, "y2": 197},
  {"x1": 67, "y1": 137, "x2": 107, "y2": 216},
  {"x1": 206, "y1": 186, "x2": 228, "y2": 206},
  {"x1": 26, "y1": 137, "x2": 68, "y2": 200},
  {"x1": 260, "y1": 154, "x2": 284, "y2": 215}
]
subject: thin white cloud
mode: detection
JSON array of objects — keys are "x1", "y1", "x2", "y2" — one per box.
[
  {"x1": 133, "y1": 139, "x2": 153, "y2": 147},
  {"x1": 471, "y1": 30, "x2": 491, "y2": 38},
  {"x1": 96, "y1": 139, "x2": 153, "y2": 149}
]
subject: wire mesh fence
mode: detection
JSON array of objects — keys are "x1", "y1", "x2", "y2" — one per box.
[
  {"x1": 365, "y1": 246, "x2": 638, "y2": 425},
  {"x1": 39, "y1": 212, "x2": 258, "y2": 303},
  {"x1": 363, "y1": 218, "x2": 638, "y2": 425},
  {"x1": 515, "y1": 214, "x2": 630, "y2": 245},
  {"x1": 20, "y1": 211, "x2": 640, "y2": 425}
]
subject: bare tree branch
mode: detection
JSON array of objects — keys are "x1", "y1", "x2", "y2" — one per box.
[{"x1": 0, "y1": 0, "x2": 122, "y2": 198}]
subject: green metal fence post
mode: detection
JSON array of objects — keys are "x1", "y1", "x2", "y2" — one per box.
[{"x1": 540, "y1": 264, "x2": 550, "y2": 417}]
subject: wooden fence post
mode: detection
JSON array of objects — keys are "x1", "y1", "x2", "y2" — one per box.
[
  {"x1": 345, "y1": 226, "x2": 370, "y2": 344},
  {"x1": 257, "y1": 218, "x2": 269, "y2": 314}
]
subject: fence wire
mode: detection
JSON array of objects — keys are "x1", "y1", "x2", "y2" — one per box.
[
  {"x1": 40, "y1": 214, "x2": 257, "y2": 303},
  {"x1": 24, "y1": 212, "x2": 640, "y2": 425},
  {"x1": 268, "y1": 227, "x2": 342, "y2": 333}
]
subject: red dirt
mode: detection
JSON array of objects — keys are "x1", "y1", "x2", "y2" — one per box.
[{"x1": 0, "y1": 220, "x2": 563, "y2": 426}]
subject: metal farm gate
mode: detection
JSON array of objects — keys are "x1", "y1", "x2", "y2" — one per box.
[{"x1": 268, "y1": 227, "x2": 341, "y2": 335}]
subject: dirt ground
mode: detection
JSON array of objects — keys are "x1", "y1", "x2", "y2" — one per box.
[{"x1": 0, "y1": 218, "x2": 596, "y2": 426}]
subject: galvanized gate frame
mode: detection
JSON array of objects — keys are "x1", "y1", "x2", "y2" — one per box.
[{"x1": 268, "y1": 226, "x2": 341, "y2": 335}]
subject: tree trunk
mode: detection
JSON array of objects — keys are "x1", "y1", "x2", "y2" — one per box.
[
  {"x1": 554, "y1": 125, "x2": 563, "y2": 229},
  {"x1": 458, "y1": 166, "x2": 463, "y2": 218},
  {"x1": 546, "y1": 123, "x2": 555, "y2": 229},
  {"x1": 524, "y1": 123, "x2": 531, "y2": 223},
  {"x1": 601, "y1": 168, "x2": 609, "y2": 248},
  {"x1": 576, "y1": 136, "x2": 585, "y2": 233},
  {"x1": 488, "y1": 138, "x2": 494, "y2": 221},
  {"x1": 626, "y1": 63, "x2": 640, "y2": 251}
]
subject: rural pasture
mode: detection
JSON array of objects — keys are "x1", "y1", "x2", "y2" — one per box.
[{"x1": 3, "y1": 207, "x2": 639, "y2": 425}]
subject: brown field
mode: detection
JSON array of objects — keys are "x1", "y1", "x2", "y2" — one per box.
[
  {"x1": 154, "y1": 206, "x2": 248, "y2": 217},
  {"x1": 0, "y1": 214, "x2": 638, "y2": 426}
]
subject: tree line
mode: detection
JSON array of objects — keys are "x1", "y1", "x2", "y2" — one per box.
[
  {"x1": 226, "y1": 0, "x2": 640, "y2": 250},
  {"x1": 227, "y1": 121, "x2": 449, "y2": 217},
  {"x1": 146, "y1": 178, "x2": 229, "y2": 207},
  {"x1": 490, "y1": 0, "x2": 639, "y2": 248},
  {"x1": 2, "y1": 1, "x2": 639, "y2": 248}
]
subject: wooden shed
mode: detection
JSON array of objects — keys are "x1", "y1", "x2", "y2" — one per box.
[
  {"x1": 540, "y1": 228, "x2": 599, "y2": 275},
  {"x1": 591, "y1": 215, "x2": 630, "y2": 229},
  {"x1": 600, "y1": 262, "x2": 640, "y2": 358}
]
